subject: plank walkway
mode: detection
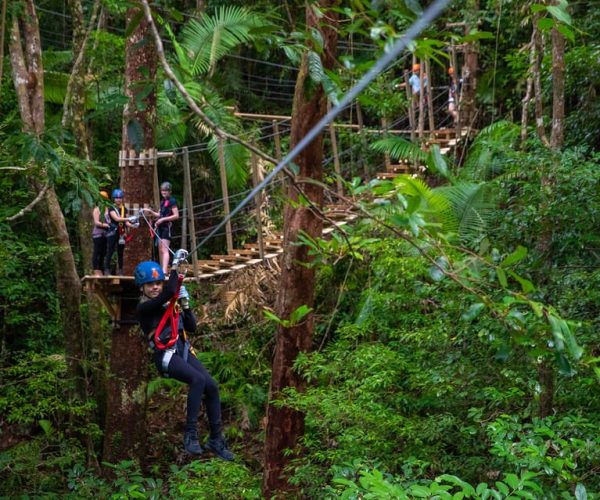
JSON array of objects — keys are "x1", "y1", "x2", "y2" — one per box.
[{"x1": 82, "y1": 126, "x2": 470, "y2": 320}]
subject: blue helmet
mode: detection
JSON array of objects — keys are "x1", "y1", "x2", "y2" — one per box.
[
  {"x1": 112, "y1": 188, "x2": 124, "y2": 199},
  {"x1": 134, "y1": 261, "x2": 164, "y2": 286}
]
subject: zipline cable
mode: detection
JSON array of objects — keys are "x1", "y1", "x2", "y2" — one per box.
[{"x1": 191, "y1": 0, "x2": 451, "y2": 253}]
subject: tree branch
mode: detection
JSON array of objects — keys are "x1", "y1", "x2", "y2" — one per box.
[
  {"x1": 139, "y1": 0, "x2": 282, "y2": 169},
  {"x1": 6, "y1": 182, "x2": 49, "y2": 222}
]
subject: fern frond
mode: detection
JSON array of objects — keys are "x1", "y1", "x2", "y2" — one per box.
[{"x1": 371, "y1": 137, "x2": 428, "y2": 163}]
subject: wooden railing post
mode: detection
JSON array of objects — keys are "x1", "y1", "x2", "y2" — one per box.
[
  {"x1": 404, "y1": 69, "x2": 416, "y2": 143},
  {"x1": 251, "y1": 148, "x2": 265, "y2": 259},
  {"x1": 355, "y1": 101, "x2": 369, "y2": 177},
  {"x1": 418, "y1": 59, "x2": 425, "y2": 140},
  {"x1": 425, "y1": 58, "x2": 435, "y2": 135},
  {"x1": 381, "y1": 117, "x2": 391, "y2": 169},
  {"x1": 327, "y1": 102, "x2": 343, "y2": 196},
  {"x1": 217, "y1": 137, "x2": 234, "y2": 252},
  {"x1": 182, "y1": 147, "x2": 199, "y2": 279},
  {"x1": 272, "y1": 120, "x2": 282, "y2": 162}
]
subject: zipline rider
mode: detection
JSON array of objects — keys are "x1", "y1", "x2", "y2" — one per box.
[{"x1": 134, "y1": 253, "x2": 234, "y2": 460}]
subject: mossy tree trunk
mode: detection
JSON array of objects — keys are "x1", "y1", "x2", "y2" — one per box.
[
  {"x1": 102, "y1": 1, "x2": 156, "y2": 464},
  {"x1": 8, "y1": 0, "x2": 86, "y2": 400}
]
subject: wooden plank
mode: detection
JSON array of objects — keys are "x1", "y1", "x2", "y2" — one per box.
[
  {"x1": 228, "y1": 249, "x2": 261, "y2": 256},
  {"x1": 211, "y1": 254, "x2": 252, "y2": 262}
]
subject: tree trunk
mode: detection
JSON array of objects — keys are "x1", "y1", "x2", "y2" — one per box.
[
  {"x1": 550, "y1": 26, "x2": 565, "y2": 150},
  {"x1": 103, "y1": 1, "x2": 156, "y2": 464},
  {"x1": 8, "y1": 0, "x2": 86, "y2": 399},
  {"x1": 262, "y1": 3, "x2": 338, "y2": 498},
  {"x1": 64, "y1": 0, "x2": 105, "y2": 467},
  {"x1": 461, "y1": 3, "x2": 479, "y2": 129},
  {"x1": 532, "y1": 17, "x2": 550, "y2": 147},
  {"x1": 520, "y1": 38, "x2": 535, "y2": 145}
]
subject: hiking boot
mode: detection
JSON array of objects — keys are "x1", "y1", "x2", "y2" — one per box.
[
  {"x1": 205, "y1": 435, "x2": 234, "y2": 461},
  {"x1": 183, "y1": 430, "x2": 203, "y2": 455}
]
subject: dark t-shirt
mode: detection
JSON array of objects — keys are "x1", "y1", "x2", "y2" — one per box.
[{"x1": 160, "y1": 196, "x2": 178, "y2": 219}]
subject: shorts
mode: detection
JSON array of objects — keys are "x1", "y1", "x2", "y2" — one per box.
[{"x1": 155, "y1": 223, "x2": 172, "y2": 241}]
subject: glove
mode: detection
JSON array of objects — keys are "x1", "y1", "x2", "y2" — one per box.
[
  {"x1": 178, "y1": 286, "x2": 189, "y2": 301},
  {"x1": 128, "y1": 215, "x2": 139, "y2": 224},
  {"x1": 131, "y1": 222, "x2": 140, "y2": 229},
  {"x1": 179, "y1": 286, "x2": 190, "y2": 309},
  {"x1": 172, "y1": 248, "x2": 189, "y2": 267}
]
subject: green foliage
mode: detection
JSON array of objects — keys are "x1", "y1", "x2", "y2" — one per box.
[
  {"x1": 486, "y1": 415, "x2": 600, "y2": 490},
  {"x1": 65, "y1": 459, "x2": 261, "y2": 499},
  {"x1": 0, "y1": 229, "x2": 61, "y2": 352},
  {"x1": 0, "y1": 435, "x2": 86, "y2": 496},
  {"x1": 331, "y1": 466, "x2": 547, "y2": 499},
  {"x1": 0, "y1": 353, "x2": 95, "y2": 426}
]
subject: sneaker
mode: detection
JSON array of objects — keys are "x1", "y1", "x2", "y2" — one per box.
[
  {"x1": 205, "y1": 435, "x2": 234, "y2": 461},
  {"x1": 183, "y1": 430, "x2": 203, "y2": 455}
]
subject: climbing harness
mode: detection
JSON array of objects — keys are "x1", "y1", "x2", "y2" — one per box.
[{"x1": 152, "y1": 272, "x2": 184, "y2": 350}]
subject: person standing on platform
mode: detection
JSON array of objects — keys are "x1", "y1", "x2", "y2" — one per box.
[
  {"x1": 104, "y1": 188, "x2": 138, "y2": 276},
  {"x1": 92, "y1": 190, "x2": 110, "y2": 277},
  {"x1": 143, "y1": 181, "x2": 179, "y2": 273}
]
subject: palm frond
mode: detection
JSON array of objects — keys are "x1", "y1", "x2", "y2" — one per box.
[
  {"x1": 463, "y1": 120, "x2": 520, "y2": 180},
  {"x1": 370, "y1": 137, "x2": 428, "y2": 163},
  {"x1": 207, "y1": 137, "x2": 249, "y2": 190},
  {"x1": 42, "y1": 50, "x2": 73, "y2": 69},
  {"x1": 394, "y1": 175, "x2": 457, "y2": 232},
  {"x1": 181, "y1": 6, "x2": 272, "y2": 76},
  {"x1": 44, "y1": 71, "x2": 69, "y2": 105},
  {"x1": 435, "y1": 182, "x2": 495, "y2": 240},
  {"x1": 156, "y1": 89, "x2": 187, "y2": 150}
]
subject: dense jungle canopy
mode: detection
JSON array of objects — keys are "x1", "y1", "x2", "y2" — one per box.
[{"x1": 1, "y1": 0, "x2": 599, "y2": 498}]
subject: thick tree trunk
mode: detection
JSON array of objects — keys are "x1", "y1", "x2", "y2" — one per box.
[
  {"x1": 9, "y1": 0, "x2": 86, "y2": 398},
  {"x1": 262, "y1": 3, "x2": 338, "y2": 498},
  {"x1": 103, "y1": 1, "x2": 156, "y2": 464},
  {"x1": 550, "y1": 26, "x2": 565, "y2": 150}
]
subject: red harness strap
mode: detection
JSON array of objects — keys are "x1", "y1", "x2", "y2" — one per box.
[{"x1": 153, "y1": 274, "x2": 184, "y2": 350}]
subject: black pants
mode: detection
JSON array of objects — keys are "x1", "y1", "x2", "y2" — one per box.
[
  {"x1": 105, "y1": 233, "x2": 124, "y2": 273},
  {"x1": 158, "y1": 349, "x2": 222, "y2": 436},
  {"x1": 92, "y1": 235, "x2": 107, "y2": 271}
]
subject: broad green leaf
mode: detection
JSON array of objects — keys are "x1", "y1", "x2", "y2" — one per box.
[
  {"x1": 557, "y1": 24, "x2": 575, "y2": 42},
  {"x1": 289, "y1": 305, "x2": 313, "y2": 326},
  {"x1": 39, "y1": 419, "x2": 53, "y2": 436},
  {"x1": 428, "y1": 145, "x2": 449, "y2": 178},
  {"x1": 547, "y1": 5, "x2": 572, "y2": 25},
  {"x1": 495, "y1": 481, "x2": 509, "y2": 495},
  {"x1": 548, "y1": 314, "x2": 565, "y2": 350},
  {"x1": 504, "y1": 473, "x2": 519, "y2": 489},
  {"x1": 537, "y1": 18, "x2": 554, "y2": 31},
  {"x1": 500, "y1": 245, "x2": 527, "y2": 267},
  {"x1": 508, "y1": 271, "x2": 535, "y2": 294},
  {"x1": 496, "y1": 267, "x2": 508, "y2": 288}
]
